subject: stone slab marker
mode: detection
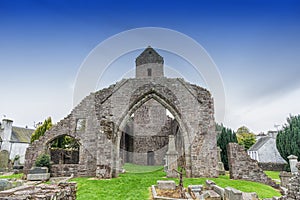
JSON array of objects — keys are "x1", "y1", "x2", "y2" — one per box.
[
  {"x1": 157, "y1": 180, "x2": 176, "y2": 190},
  {"x1": 27, "y1": 167, "x2": 50, "y2": 181},
  {"x1": 166, "y1": 135, "x2": 178, "y2": 178},
  {"x1": 288, "y1": 155, "x2": 298, "y2": 174},
  {"x1": 217, "y1": 147, "x2": 225, "y2": 175},
  {"x1": 224, "y1": 187, "x2": 242, "y2": 200},
  {"x1": 0, "y1": 150, "x2": 9, "y2": 171}
]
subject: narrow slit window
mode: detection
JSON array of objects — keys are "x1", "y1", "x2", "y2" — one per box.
[{"x1": 147, "y1": 68, "x2": 152, "y2": 77}]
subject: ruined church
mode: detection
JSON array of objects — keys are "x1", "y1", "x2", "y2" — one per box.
[{"x1": 24, "y1": 47, "x2": 218, "y2": 178}]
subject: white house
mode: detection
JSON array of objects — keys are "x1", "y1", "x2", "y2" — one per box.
[
  {"x1": 0, "y1": 119, "x2": 34, "y2": 164},
  {"x1": 248, "y1": 131, "x2": 286, "y2": 164}
]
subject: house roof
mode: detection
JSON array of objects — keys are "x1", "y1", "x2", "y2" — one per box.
[
  {"x1": 11, "y1": 126, "x2": 34, "y2": 143},
  {"x1": 248, "y1": 136, "x2": 272, "y2": 151}
]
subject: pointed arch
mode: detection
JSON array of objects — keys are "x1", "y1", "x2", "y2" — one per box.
[{"x1": 112, "y1": 88, "x2": 191, "y2": 177}]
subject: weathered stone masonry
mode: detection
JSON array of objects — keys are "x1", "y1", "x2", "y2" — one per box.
[
  {"x1": 227, "y1": 143, "x2": 278, "y2": 188},
  {"x1": 24, "y1": 47, "x2": 218, "y2": 178}
]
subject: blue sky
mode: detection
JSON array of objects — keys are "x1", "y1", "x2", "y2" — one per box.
[{"x1": 0, "y1": 0, "x2": 300, "y2": 133}]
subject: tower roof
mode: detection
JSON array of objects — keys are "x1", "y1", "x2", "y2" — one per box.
[{"x1": 135, "y1": 46, "x2": 164, "y2": 66}]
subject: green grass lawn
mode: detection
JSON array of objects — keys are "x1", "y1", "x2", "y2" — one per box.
[
  {"x1": 265, "y1": 171, "x2": 280, "y2": 180},
  {"x1": 71, "y1": 163, "x2": 281, "y2": 200},
  {"x1": 0, "y1": 173, "x2": 23, "y2": 179}
]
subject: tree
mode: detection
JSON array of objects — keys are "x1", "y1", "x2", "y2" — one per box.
[
  {"x1": 35, "y1": 153, "x2": 51, "y2": 168},
  {"x1": 236, "y1": 126, "x2": 256, "y2": 150},
  {"x1": 50, "y1": 135, "x2": 79, "y2": 150},
  {"x1": 276, "y1": 114, "x2": 300, "y2": 162},
  {"x1": 30, "y1": 117, "x2": 52, "y2": 143},
  {"x1": 217, "y1": 124, "x2": 238, "y2": 170}
]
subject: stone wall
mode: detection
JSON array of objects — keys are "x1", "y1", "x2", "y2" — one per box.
[
  {"x1": 227, "y1": 143, "x2": 278, "y2": 188},
  {"x1": 50, "y1": 149, "x2": 79, "y2": 164},
  {"x1": 258, "y1": 162, "x2": 285, "y2": 171},
  {"x1": 50, "y1": 164, "x2": 79, "y2": 177},
  {"x1": 273, "y1": 163, "x2": 300, "y2": 200},
  {"x1": 0, "y1": 182, "x2": 76, "y2": 199}
]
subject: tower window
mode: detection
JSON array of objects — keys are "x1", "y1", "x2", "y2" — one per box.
[{"x1": 147, "y1": 68, "x2": 152, "y2": 77}]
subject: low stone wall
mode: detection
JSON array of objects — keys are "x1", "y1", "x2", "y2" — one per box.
[
  {"x1": 227, "y1": 143, "x2": 278, "y2": 188},
  {"x1": 0, "y1": 182, "x2": 76, "y2": 199},
  {"x1": 273, "y1": 164, "x2": 300, "y2": 200},
  {"x1": 258, "y1": 162, "x2": 285, "y2": 171},
  {"x1": 279, "y1": 171, "x2": 292, "y2": 188},
  {"x1": 50, "y1": 164, "x2": 79, "y2": 177}
]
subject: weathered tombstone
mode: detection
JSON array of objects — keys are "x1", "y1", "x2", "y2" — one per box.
[
  {"x1": 205, "y1": 180, "x2": 216, "y2": 190},
  {"x1": 212, "y1": 185, "x2": 225, "y2": 199},
  {"x1": 165, "y1": 135, "x2": 178, "y2": 178},
  {"x1": 0, "y1": 150, "x2": 9, "y2": 171},
  {"x1": 27, "y1": 167, "x2": 50, "y2": 181},
  {"x1": 157, "y1": 180, "x2": 176, "y2": 190},
  {"x1": 217, "y1": 147, "x2": 226, "y2": 175},
  {"x1": 224, "y1": 187, "x2": 242, "y2": 200},
  {"x1": 288, "y1": 155, "x2": 298, "y2": 174}
]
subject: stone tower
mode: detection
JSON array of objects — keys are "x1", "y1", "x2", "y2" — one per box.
[
  {"x1": 131, "y1": 47, "x2": 170, "y2": 165},
  {"x1": 135, "y1": 46, "x2": 164, "y2": 78}
]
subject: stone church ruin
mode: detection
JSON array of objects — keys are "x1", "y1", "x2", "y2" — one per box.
[{"x1": 24, "y1": 46, "x2": 218, "y2": 178}]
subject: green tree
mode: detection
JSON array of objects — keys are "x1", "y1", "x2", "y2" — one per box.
[
  {"x1": 276, "y1": 114, "x2": 300, "y2": 162},
  {"x1": 50, "y1": 135, "x2": 79, "y2": 150},
  {"x1": 30, "y1": 117, "x2": 52, "y2": 143},
  {"x1": 217, "y1": 124, "x2": 238, "y2": 170},
  {"x1": 35, "y1": 153, "x2": 51, "y2": 168},
  {"x1": 236, "y1": 126, "x2": 256, "y2": 150}
]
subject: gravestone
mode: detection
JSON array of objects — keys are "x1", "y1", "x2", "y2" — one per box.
[
  {"x1": 224, "y1": 187, "x2": 242, "y2": 200},
  {"x1": 29, "y1": 167, "x2": 48, "y2": 174},
  {"x1": 157, "y1": 180, "x2": 176, "y2": 190},
  {"x1": 165, "y1": 135, "x2": 178, "y2": 178},
  {"x1": 0, "y1": 150, "x2": 9, "y2": 171},
  {"x1": 27, "y1": 167, "x2": 50, "y2": 181},
  {"x1": 217, "y1": 147, "x2": 225, "y2": 175}
]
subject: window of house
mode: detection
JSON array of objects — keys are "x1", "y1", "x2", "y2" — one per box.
[{"x1": 147, "y1": 68, "x2": 152, "y2": 77}]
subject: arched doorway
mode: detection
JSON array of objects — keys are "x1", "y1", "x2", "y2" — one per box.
[{"x1": 114, "y1": 91, "x2": 190, "y2": 177}]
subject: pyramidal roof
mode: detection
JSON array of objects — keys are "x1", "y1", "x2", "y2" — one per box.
[{"x1": 135, "y1": 46, "x2": 164, "y2": 66}]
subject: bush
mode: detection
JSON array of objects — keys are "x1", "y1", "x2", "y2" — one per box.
[{"x1": 35, "y1": 154, "x2": 51, "y2": 168}]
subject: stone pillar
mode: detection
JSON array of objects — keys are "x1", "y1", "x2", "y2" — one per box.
[
  {"x1": 217, "y1": 147, "x2": 225, "y2": 175},
  {"x1": 288, "y1": 155, "x2": 298, "y2": 174},
  {"x1": 166, "y1": 135, "x2": 178, "y2": 178},
  {"x1": 0, "y1": 150, "x2": 9, "y2": 171},
  {"x1": 279, "y1": 171, "x2": 292, "y2": 188}
]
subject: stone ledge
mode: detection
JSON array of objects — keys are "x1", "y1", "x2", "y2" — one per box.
[{"x1": 27, "y1": 173, "x2": 50, "y2": 181}]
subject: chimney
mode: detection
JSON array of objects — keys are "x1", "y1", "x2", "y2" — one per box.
[{"x1": 1, "y1": 119, "x2": 13, "y2": 141}]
